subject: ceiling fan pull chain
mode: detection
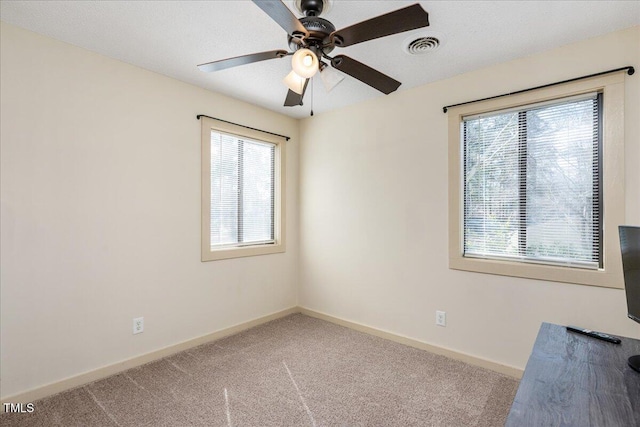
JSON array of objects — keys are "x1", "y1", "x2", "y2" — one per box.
[{"x1": 310, "y1": 77, "x2": 314, "y2": 116}]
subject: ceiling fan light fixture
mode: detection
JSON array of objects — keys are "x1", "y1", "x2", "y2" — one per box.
[
  {"x1": 319, "y1": 65, "x2": 345, "y2": 92},
  {"x1": 291, "y1": 48, "x2": 319, "y2": 78},
  {"x1": 283, "y1": 70, "x2": 307, "y2": 95}
]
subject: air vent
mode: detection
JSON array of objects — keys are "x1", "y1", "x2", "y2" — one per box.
[{"x1": 404, "y1": 36, "x2": 441, "y2": 55}]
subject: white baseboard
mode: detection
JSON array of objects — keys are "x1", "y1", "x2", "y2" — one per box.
[
  {"x1": 1, "y1": 307, "x2": 299, "y2": 405},
  {"x1": 3, "y1": 305, "x2": 522, "y2": 405},
  {"x1": 298, "y1": 307, "x2": 523, "y2": 379}
]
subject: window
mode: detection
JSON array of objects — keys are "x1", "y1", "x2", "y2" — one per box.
[
  {"x1": 201, "y1": 117, "x2": 285, "y2": 261},
  {"x1": 463, "y1": 93, "x2": 602, "y2": 269},
  {"x1": 448, "y1": 73, "x2": 625, "y2": 288}
]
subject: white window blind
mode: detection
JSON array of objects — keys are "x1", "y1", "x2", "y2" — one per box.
[
  {"x1": 462, "y1": 93, "x2": 602, "y2": 269},
  {"x1": 210, "y1": 131, "x2": 275, "y2": 249}
]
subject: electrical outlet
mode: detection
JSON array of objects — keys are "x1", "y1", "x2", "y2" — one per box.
[
  {"x1": 133, "y1": 317, "x2": 144, "y2": 334},
  {"x1": 436, "y1": 311, "x2": 446, "y2": 327}
]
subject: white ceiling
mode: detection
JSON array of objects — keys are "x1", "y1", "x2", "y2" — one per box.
[{"x1": 1, "y1": 1, "x2": 639, "y2": 119}]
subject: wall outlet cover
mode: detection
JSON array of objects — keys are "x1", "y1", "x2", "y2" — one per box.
[
  {"x1": 436, "y1": 311, "x2": 446, "y2": 327},
  {"x1": 133, "y1": 317, "x2": 144, "y2": 334}
]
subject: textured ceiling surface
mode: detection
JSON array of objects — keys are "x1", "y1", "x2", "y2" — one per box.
[{"x1": 1, "y1": 1, "x2": 639, "y2": 118}]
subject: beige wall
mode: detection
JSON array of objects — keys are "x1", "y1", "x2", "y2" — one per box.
[
  {"x1": 0, "y1": 23, "x2": 299, "y2": 399},
  {"x1": 299, "y1": 26, "x2": 640, "y2": 371}
]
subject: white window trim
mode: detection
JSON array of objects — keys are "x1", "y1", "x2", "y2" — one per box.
[
  {"x1": 448, "y1": 72, "x2": 626, "y2": 289},
  {"x1": 201, "y1": 117, "x2": 286, "y2": 261}
]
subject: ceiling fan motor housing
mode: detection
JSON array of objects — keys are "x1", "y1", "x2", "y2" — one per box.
[{"x1": 288, "y1": 16, "x2": 336, "y2": 56}]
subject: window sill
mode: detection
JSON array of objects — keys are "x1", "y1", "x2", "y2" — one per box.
[
  {"x1": 449, "y1": 254, "x2": 623, "y2": 289},
  {"x1": 201, "y1": 242, "x2": 285, "y2": 262}
]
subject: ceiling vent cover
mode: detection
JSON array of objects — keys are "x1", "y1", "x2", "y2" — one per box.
[{"x1": 405, "y1": 36, "x2": 440, "y2": 55}]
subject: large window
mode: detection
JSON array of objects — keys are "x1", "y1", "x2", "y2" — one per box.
[
  {"x1": 201, "y1": 117, "x2": 285, "y2": 261},
  {"x1": 463, "y1": 93, "x2": 602, "y2": 269},
  {"x1": 448, "y1": 73, "x2": 625, "y2": 288}
]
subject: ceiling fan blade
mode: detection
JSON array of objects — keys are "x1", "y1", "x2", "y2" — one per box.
[
  {"x1": 284, "y1": 79, "x2": 310, "y2": 106},
  {"x1": 252, "y1": 0, "x2": 308, "y2": 37},
  {"x1": 331, "y1": 3, "x2": 429, "y2": 48},
  {"x1": 331, "y1": 55, "x2": 400, "y2": 94},
  {"x1": 198, "y1": 50, "x2": 288, "y2": 72}
]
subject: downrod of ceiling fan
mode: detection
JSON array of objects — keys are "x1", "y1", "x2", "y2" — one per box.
[{"x1": 300, "y1": 0, "x2": 324, "y2": 17}]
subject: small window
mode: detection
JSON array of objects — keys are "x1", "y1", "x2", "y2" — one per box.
[
  {"x1": 448, "y1": 73, "x2": 626, "y2": 288},
  {"x1": 201, "y1": 117, "x2": 285, "y2": 261},
  {"x1": 462, "y1": 93, "x2": 602, "y2": 269}
]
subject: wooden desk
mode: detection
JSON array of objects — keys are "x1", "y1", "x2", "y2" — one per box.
[{"x1": 506, "y1": 322, "x2": 640, "y2": 426}]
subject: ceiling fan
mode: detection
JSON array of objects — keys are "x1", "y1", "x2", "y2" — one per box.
[{"x1": 198, "y1": 0, "x2": 429, "y2": 107}]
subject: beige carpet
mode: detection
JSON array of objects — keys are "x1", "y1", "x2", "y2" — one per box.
[{"x1": 1, "y1": 314, "x2": 519, "y2": 426}]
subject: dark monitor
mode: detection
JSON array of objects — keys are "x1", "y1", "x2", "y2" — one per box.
[{"x1": 619, "y1": 225, "x2": 640, "y2": 372}]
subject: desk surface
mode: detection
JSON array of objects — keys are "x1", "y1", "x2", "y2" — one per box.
[{"x1": 506, "y1": 322, "x2": 640, "y2": 426}]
